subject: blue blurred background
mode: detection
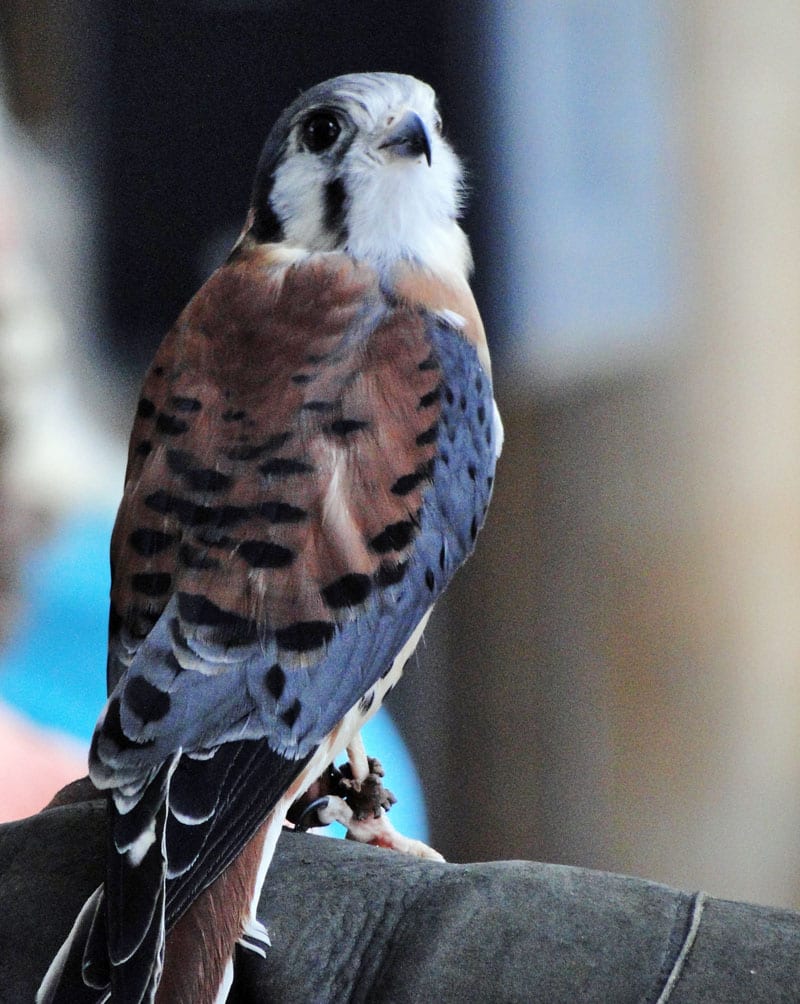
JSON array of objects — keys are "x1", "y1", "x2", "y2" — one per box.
[{"x1": 2, "y1": 1, "x2": 800, "y2": 909}]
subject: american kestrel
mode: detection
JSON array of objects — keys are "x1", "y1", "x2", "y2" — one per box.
[{"x1": 39, "y1": 71, "x2": 501, "y2": 1004}]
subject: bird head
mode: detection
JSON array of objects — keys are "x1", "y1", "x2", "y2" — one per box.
[{"x1": 247, "y1": 72, "x2": 471, "y2": 278}]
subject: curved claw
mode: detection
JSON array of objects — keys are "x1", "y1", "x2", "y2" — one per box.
[{"x1": 293, "y1": 796, "x2": 332, "y2": 832}]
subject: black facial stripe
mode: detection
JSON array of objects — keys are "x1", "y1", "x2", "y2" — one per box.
[
  {"x1": 250, "y1": 171, "x2": 285, "y2": 244},
  {"x1": 324, "y1": 177, "x2": 348, "y2": 244}
]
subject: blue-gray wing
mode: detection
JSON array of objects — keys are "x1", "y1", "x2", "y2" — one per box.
[{"x1": 79, "y1": 253, "x2": 498, "y2": 1002}]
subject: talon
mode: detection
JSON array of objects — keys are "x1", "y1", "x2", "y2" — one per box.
[
  {"x1": 367, "y1": 756, "x2": 385, "y2": 778},
  {"x1": 380, "y1": 785, "x2": 398, "y2": 812},
  {"x1": 293, "y1": 796, "x2": 331, "y2": 831},
  {"x1": 287, "y1": 764, "x2": 343, "y2": 829}
]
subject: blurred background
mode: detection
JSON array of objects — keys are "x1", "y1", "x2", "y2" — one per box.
[{"x1": 1, "y1": 1, "x2": 800, "y2": 910}]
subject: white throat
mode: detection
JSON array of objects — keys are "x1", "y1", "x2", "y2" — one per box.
[{"x1": 343, "y1": 160, "x2": 472, "y2": 277}]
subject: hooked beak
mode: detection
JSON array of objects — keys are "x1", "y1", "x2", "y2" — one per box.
[{"x1": 378, "y1": 110, "x2": 432, "y2": 166}]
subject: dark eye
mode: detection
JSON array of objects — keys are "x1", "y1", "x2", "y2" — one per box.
[
  {"x1": 434, "y1": 114, "x2": 443, "y2": 135},
  {"x1": 301, "y1": 112, "x2": 341, "y2": 153}
]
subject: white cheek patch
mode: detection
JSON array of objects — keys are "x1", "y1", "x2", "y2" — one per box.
[{"x1": 270, "y1": 155, "x2": 331, "y2": 251}]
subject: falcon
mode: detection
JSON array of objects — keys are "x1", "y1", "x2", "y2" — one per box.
[{"x1": 38, "y1": 71, "x2": 502, "y2": 1004}]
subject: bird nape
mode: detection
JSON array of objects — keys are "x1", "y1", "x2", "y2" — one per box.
[{"x1": 38, "y1": 71, "x2": 501, "y2": 1004}]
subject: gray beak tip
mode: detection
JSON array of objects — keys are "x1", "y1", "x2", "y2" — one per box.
[{"x1": 379, "y1": 111, "x2": 432, "y2": 166}]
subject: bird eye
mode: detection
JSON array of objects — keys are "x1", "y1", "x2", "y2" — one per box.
[
  {"x1": 434, "y1": 114, "x2": 443, "y2": 135},
  {"x1": 301, "y1": 112, "x2": 341, "y2": 153}
]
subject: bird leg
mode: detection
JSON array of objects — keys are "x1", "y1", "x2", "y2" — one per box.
[{"x1": 288, "y1": 733, "x2": 444, "y2": 861}]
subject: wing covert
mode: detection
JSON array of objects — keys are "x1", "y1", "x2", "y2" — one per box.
[
  {"x1": 89, "y1": 248, "x2": 497, "y2": 950},
  {"x1": 98, "y1": 250, "x2": 484, "y2": 774}
]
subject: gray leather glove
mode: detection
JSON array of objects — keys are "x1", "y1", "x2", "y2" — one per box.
[{"x1": 4, "y1": 795, "x2": 799, "y2": 1002}]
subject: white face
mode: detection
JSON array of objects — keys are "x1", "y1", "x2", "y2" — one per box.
[{"x1": 264, "y1": 73, "x2": 472, "y2": 279}]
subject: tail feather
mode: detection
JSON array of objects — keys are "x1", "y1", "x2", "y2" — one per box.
[
  {"x1": 81, "y1": 885, "x2": 110, "y2": 990},
  {"x1": 40, "y1": 757, "x2": 177, "y2": 1004},
  {"x1": 37, "y1": 809, "x2": 168, "y2": 1004},
  {"x1": 39, "y1": 740, "x2": 299, "y2": 1002},
  {"x1": 109, "y1": 872, "x2": 165, "y2": 1004},
  {"x1": 36, "y1": 886, "x2": 109, "y2": 1004},
  {"x1": 111, "y1": 754, "x2": 174, "y2": 857},
  {"x1": 106, "y1": 761, "x2": 175, "y2": 1004},
  {"x1": 106, "y1": 800, "x2": 167, "y2": 969}
]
